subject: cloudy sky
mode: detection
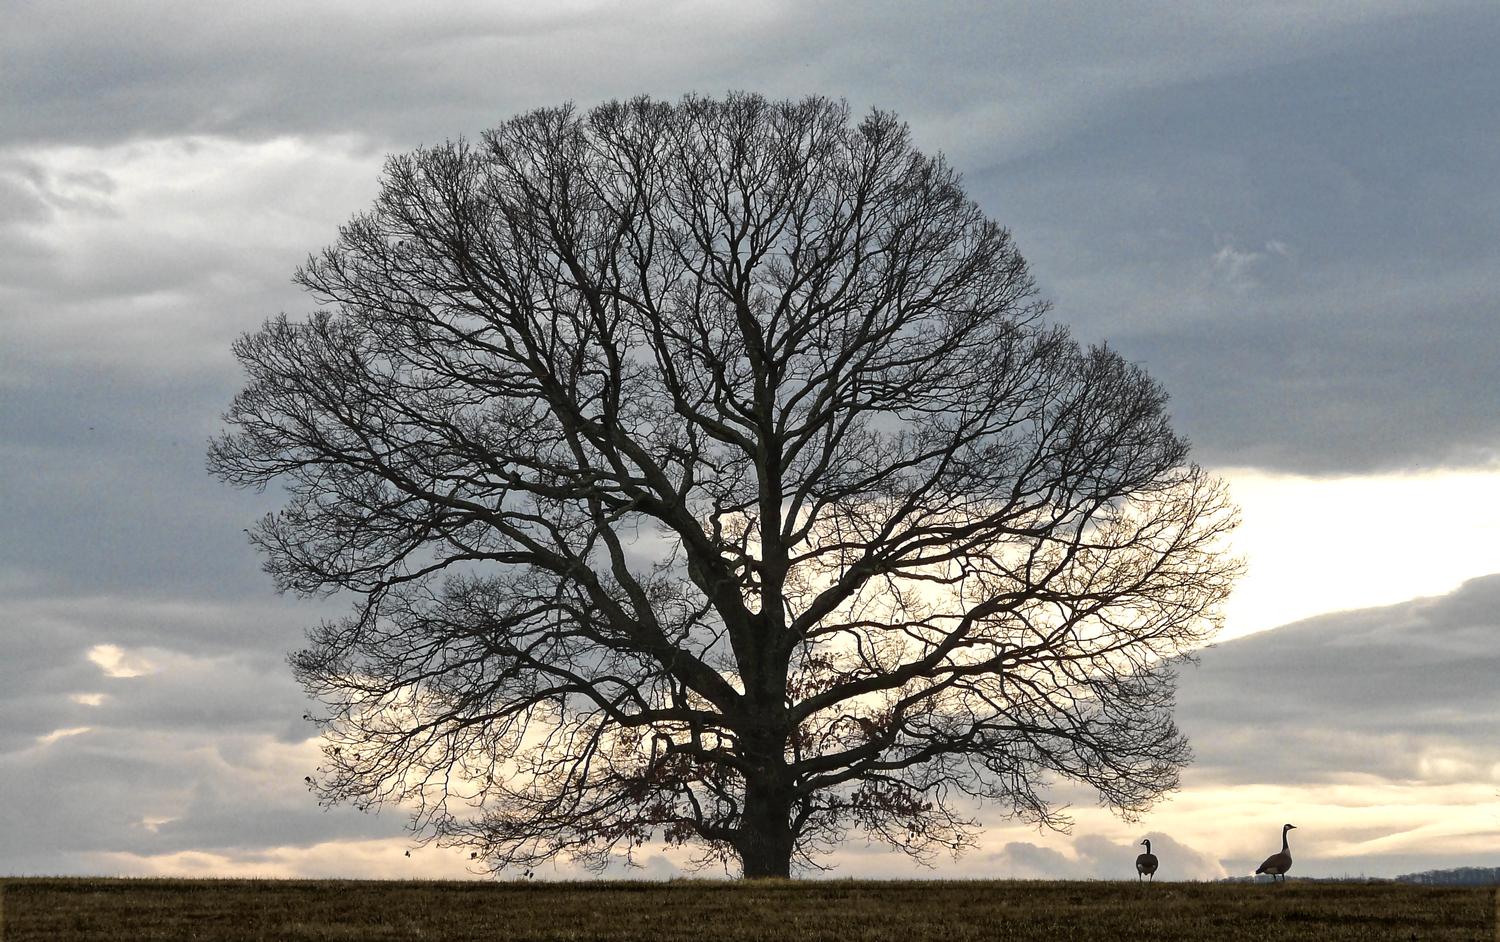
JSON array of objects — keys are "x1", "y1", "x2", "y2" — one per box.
[{"x1": 3, "y1": 0, "x2": 1497, "y2": 880}]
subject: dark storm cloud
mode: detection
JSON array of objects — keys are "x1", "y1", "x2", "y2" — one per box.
[
  {"x1": 1130, "y1": 291, "x2": 1500, "y2": 473},
  {"x1": 970, "y1": 9, "x2": 1500, "y2": 472},
  {"x1": 0, "y1": 364, "x2": 291, "y2": 600},
  {"x1": 1177, "y1": 573, "x2": 1500, "y2": 785}
]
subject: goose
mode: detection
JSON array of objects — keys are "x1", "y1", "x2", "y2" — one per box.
[
  {"x1": 1135, "y1": 839, "x2": 1159, "y2": 881},
  {"x1": 1255, "y1": 824, "x2": 1296, "y2": 882}
]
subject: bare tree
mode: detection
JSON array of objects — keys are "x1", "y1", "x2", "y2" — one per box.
[{"x1": 210, "y1": 93, "x2": 1240, "y2": 879}]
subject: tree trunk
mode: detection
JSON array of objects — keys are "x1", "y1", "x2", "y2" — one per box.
[{"x1": 738, "y1": 774, "x2": 795, "y2": 878}]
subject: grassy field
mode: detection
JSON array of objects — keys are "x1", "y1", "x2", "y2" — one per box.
[{"x1": 0, "y1": 877, "x2": 1493, "y2": 941}]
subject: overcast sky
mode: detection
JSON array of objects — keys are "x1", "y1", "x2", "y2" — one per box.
[{"x1": 2, "y1": 0, "x2": 1497, "y2": 880}]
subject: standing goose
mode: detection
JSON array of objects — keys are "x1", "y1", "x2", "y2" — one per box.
[
  {"x1": 1135, "y1": 839, "x2": 1159, "y2": 881},
  {"x1": 1255, "y1": 824, "x2": 1296, "y2": 882}
]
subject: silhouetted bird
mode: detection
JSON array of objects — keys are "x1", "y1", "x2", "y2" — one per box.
[
  {"x1": 1135, "y1": 839, "x2": 1159, "y2": 881},
  {"x1": 1255, "y1": 824, "x2": 1296, "y2": 882}
]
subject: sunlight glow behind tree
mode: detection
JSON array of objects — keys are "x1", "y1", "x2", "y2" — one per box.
[{"x1": 209, "y1": 93, "x2": 1240, "y2": 878}]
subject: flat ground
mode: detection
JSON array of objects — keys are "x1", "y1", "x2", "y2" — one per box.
[{"x1": 0, "y1": 878, "x2": 1493, "y2": 941}]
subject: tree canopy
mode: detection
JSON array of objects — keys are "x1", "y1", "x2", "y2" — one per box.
[{"x1": 210, "y1": 93, "x2": 1240, "y2": 878}]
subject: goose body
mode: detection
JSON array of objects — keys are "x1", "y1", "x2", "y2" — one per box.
[
  {"x1": 1255, "y1": 824, "x2": 1296, "y2": 881},
  {"x1": 1135, "y1": 839, "x2": 1159, "y2": 881}
]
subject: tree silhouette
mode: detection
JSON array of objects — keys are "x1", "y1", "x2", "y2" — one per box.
[{"x1": 210, "y1": 93, "x2": 1240, "y2": 878}]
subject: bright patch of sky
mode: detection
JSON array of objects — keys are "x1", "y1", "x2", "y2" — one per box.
[
  {"x1": 1220, "y1": 469, "x2": 1500, "y2": 639},
  {"x1": 35, "y1": 727, "x2": 94, "y2": 747},
  {"x1": 86, "y1": 644, "x2": 156, "y2": 679}
]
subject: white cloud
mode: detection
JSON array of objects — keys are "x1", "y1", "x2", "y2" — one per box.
[
  {"x1": 35, "y1": 726, "x2": 94, "y2": 747},
  {"x1": 87, "y1": 644, "x2": 156, "y2": 679},
  {"x1": 1211, "y1": 243, "x2": 1268, "y2": 286},
  {"x1": 1208, "y1": 237, "x2": 1296, "y2": 293}
]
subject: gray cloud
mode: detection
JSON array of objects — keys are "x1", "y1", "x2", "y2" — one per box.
[
  {"x1": 0, "y1": 586, "x2": 394, "y2": 873},
  {"x1": 0, "y1": 728, "x2": 413, "y2": 873},
  {"x1": 0, "y1": 2, "x2": 1457, "y2": 157},
  {"x1": 3, "y1": 1, "x2": 1496, "y2": 480},
  {"x1": 975, "y1": 833, "x2": 1226, "y2": 881},
  {"x1": 0, "y1": 589, "x2": 330, "y2": 751},
  {"x1": 3, "y1": 574, "x2": 1495, "y2": 877},
  {"x1": 966, "y1": 8, "x2": 1500, "y2": 473},
  {"x1": 1, "y1": 2, "x2": 789, "y2": 151},
  {"x1": 1177, "y1": 573, "x2": 1500, "y2": 785}
]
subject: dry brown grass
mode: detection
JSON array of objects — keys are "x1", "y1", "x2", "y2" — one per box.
[{"x1": 0, "y1": 877, "x2": 1492, "y2": 941}]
